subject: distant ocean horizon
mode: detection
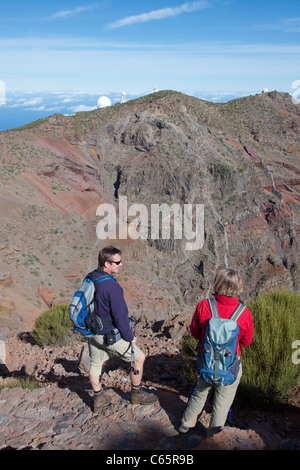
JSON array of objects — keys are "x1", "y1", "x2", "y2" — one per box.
[{"x1": 0, "y1": 88, "x2": 271, "y2": 132}]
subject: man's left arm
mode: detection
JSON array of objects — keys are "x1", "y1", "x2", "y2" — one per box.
[{"x1": 109, "y1": 282, "x2": 134, "y2": 342}]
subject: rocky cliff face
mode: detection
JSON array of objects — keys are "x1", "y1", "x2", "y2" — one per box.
[{"x1": 0, "y1": 90, "x2": 299, "y2": 333}]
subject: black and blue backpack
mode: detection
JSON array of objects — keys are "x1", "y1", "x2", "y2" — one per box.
[
  {"x1": 198, "y1": 297, "x2": 245, "y2": 386},
  {"x1": 69, "y1": 272, "x2": 116, "y2": 336}
]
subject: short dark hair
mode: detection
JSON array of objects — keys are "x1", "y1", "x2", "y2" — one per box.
[{"x1": 98, "y1": 246, "x2": 122, "y2": 270}]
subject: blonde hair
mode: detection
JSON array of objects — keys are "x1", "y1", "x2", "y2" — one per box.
[{"x1": 213, "y1": 268, "x2": 243, "y2": 298}]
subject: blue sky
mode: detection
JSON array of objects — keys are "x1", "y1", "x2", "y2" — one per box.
[{"x1": 0, "y1": 1, "x2": 300, "y2": 129}]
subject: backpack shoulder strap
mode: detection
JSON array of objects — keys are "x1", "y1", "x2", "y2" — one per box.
[
  {"x1": 85, "y1": 271, "x2": 93, "y2": 281},
  {"x1": 230, "y1": 303, "x2": 246, "y2": 322},
  {"x1": 208, "y1": 297, "x2": 219, "y2": 318},
  {"x1": 93, "y1": 274, "x2": 116, "y2": 284},
  {"x1": 86, "y1": 271, "x2": 117, "y2": 284}
]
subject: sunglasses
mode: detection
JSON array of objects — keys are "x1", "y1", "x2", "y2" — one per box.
[{"x1": 109, "y1": 260, "x2": 122, "y2": 265}]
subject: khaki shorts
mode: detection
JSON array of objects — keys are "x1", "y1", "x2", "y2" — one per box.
[{"x1": 88, "y1": 334, "x2": 143, "y2": 377}]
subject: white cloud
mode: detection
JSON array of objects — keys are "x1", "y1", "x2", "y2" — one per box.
[
  {"x1": 22, "y1": 98, "x2": 43, "y2": 106},
  {"x1": 48, "y1": 3, "x2": 99, "y2": 20},
  {"x1": 69, "y1": 104, "x2": 97, "y2": 112},
  {"x1": 2, "y1": 36, "x2": 298, "y2": 93},
  {"x1": 284, "y1": 17, "x2": 300, "y2": 32},
  {"x1": 253, "y1": 17, "x2": 300, "y2": 33},
  {"x1": 6, "y1": 95, "x2": 65, "y2": 112},
  {"x1": 8, "y1": 97, "x2": 43, "y2": 107},
  {"x1": 1, "y1": 36, "x2": 299, "y2": 56},
  {"x1": 26, "y1": 105, "x2": 45, "y2": 111},
  {"x1": 106, "y1": 1, "x2": 209, "y2": 29}
]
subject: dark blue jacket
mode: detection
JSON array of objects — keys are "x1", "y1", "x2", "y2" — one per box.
[{"x1": 91, "y1": 269, "x2": 134, "y2": 342}]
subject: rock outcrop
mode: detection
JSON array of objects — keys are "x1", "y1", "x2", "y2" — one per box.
[{"x1": 1, "y1": 323, "x2": 299, "y2": 451}]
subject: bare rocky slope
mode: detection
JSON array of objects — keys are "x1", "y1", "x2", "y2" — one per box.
[
  {"x1": 0, "y1": 89, "x2": 299, "y2": 334},
  {"x1": 1, "y1": 318, "x2": 299, "y2": 451}
]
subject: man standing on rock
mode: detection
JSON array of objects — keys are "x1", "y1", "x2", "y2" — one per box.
[{"x1": 88, "y1": 246, "x2": 157, "y2": 412}]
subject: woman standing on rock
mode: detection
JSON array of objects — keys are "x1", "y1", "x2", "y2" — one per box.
[{"x1": 179, "y1": 268, "x2": 253, "y2": 436}]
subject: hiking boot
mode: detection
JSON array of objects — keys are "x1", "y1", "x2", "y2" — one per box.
[
  {"x1": 93, "y1": 390, "x2": 112, "y2": 412},
  {"x1": 207, "y1": 426, "x2": 223, "y2": 437},
  {"x1": 131, "y1": 385, "x2": 158, "y2": 405},
  {"x1": 178, "y1": 424, "x2": 190, "y2": 434}
]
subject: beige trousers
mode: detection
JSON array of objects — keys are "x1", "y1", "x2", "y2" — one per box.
[{"x1": 181, "y1": 364, "x2": 242, "y2": 430}]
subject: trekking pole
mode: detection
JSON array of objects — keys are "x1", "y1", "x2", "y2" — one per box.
[{"x1": 129, "y1": 316, "x2": 139, "y2": 375}]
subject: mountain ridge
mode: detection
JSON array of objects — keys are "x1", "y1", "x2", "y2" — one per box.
[{"x1": 0, "y1": 89, "x2": 299, "y2": 334}]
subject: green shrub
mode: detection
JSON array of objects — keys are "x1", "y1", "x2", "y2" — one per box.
[
  {"x1": 240, "y1": 290, "x2": 300, "y2": 406},
  {"x1": 181, "y1": 290, "x2": 300, "y2": 407},
  {"x1": 181, "y1": 332, "x2": 198, "y2": 383},
  {"x1": 0, "y1": 377, "x2": 44, "y2": 390},
  {"x1": 182, "y1": 331, "x2": 198, "y2": 358},
  {"x1": 31, "y1": 304, "x2": 74, "y2": 347}
]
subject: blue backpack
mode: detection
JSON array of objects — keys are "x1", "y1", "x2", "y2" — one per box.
[
  {"x1": 198, "y1": 298, "x2": 245, "y2": 386},
  {"x1": 69, "y1": 272, "x2": 116, "y2": 336}
]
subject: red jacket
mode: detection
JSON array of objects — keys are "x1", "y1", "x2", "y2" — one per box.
[{"x1": 190, "y1": 294, "x2": 253, "y2": 356}]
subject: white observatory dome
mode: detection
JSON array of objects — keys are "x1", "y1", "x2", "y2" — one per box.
[{"x1": 97, "y1": 96, "x2": 112, "y2": 108}]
